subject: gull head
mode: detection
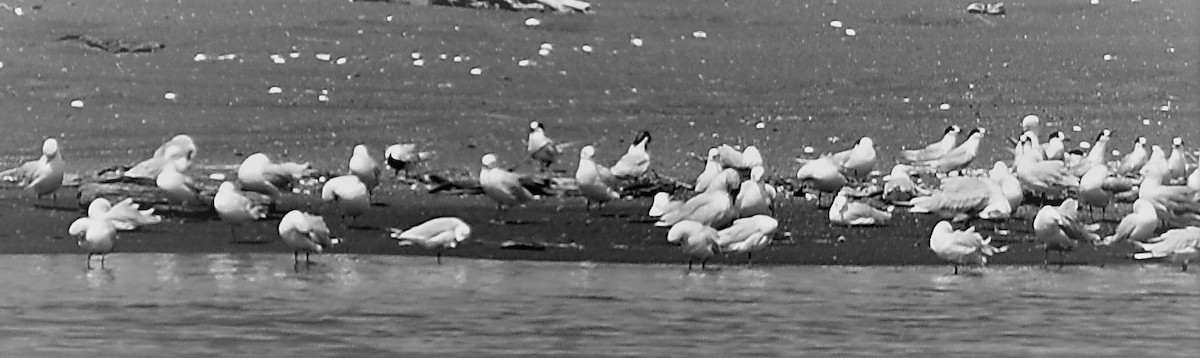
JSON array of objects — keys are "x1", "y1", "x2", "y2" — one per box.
[
  {"x1": 352, "y1": 144, "x2": 370, "y2": 158},
  {"x1": 454, "y1": 221, "x2": 473, "y2": 242},
  {"x1": 1096, "y1": 129, "x2": 1111, "y2": 141},
  {"x1": 706, "y1": 147, "x2": 719, "y2": 161},
  {"x1": 750, "y1": 166, "x2": 765, "y2": 181},
  {"x1": 87, "y1": 198, "x2": 113, "y2": 218},
  {"x1": 1173, "y1": 137, "x2": 1183, "y2": 146},
  {"x1": 42, "y1": 138, "x2": 60, "y2": 157},
  {"x1": 945, "y1": 125, "x2": 961, "y2": 135},
  {"x1": 580, "y1": 145, "x2": 596, "y2": 159},
  {"x1": 481, "y1": 153, "x2": 499, "y2": 168},
  {"x1": 529, "y1": 121, "x2": 544, "y2": 132}
]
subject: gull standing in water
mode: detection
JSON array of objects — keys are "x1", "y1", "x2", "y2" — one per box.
[
  {"x1": 389, "y1": 217, "x2": 472, "y2": 264},
  {"x1": 929, "y1": 221, "x2": 1007, "y2": 274},
  {"x1": 479, "y1": 153, "x2": 535, "y2": 223},
  {"x1": 69, "y1": 199, "x2": 118, "y2": 269},
  {"x1": 611, "y1": 131, "x2": 652, "y2": 179},
  {"x1": 237, "y1": 153, "x2": 309, "y2": 198},
  {"x1": 348, "y1": 144, "x2": 380, "y2": 194},
  {"x1": 1, "y1": 138, "x2": 66, "y2": 202},
  {"x1": 575, "y1": 145, "x2": 620, "y2": 211},
  {"x1": 214, "y1": 181, "x2": 269, "y2": 243},
  {"x1": 1133, "y1": 227, "x2": 1200, "y2": 271},
  {"x1": 900, "y1": 125, "x2": 960, "y2": 162},
  {"x1": 278, "y1": 210, "x2": 339, "y2": 264},
  {"x1": 321, "y1": 174, "x2": 371, "y2": 227},
  {"x1": 715, "y1": 215, "x2": 778, "y2": 266},
  {"x1": 666, "y1": 220, "x2": 720, "y2": 270}
]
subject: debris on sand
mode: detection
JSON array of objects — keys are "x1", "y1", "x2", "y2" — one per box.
[
  {"x1": 434, "y1": 0, "x2": 592, "y2": 13},
  {"x1": 966, "y1": 2, "x2": 1005, "y2": 15},
  {"x1": 58, "y1": 34, "x2": 165, "y2": 54}
]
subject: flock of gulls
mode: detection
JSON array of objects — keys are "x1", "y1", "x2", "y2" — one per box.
[{"x1": 3, "y1": 115, "x2": 1200, "y2": 272}]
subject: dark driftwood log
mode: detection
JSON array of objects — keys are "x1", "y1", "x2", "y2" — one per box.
[{"x1": 76, "y1": 180, "x2": 272, "y2": 216}]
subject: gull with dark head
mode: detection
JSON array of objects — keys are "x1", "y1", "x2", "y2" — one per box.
[
  {"x1": 384, "y1": 142, "x2": 435, "y2": 177},
  {"x1": 900, "y1": 125, "x2": 960, "y2": 162},
  {"x1": 612, "y1": 131, "x2": 652, "y2": 179},
  {"x1": 1118, "y1": 137, "x2": 1148, "y2": 177},
  {"x1": 911, "y1": 128, "x2": 985, "y2": 174}
]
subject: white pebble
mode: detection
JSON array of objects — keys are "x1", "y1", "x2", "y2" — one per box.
[
  {"x1": 525, "y1": 17, "x2": 541, "y2": 27},
  {"x1": 439, "y1": 53, "x2": 447, "y2": 60},
  {"x1": 845, "y1": 29, "x2": 857, "y2": 37},
  {"x1": 803, "y1": 146, "x2": 815, "y2": 154},
  {"x1": 288, "y1": 52, "x2": 300, "y2": 59},
  {"x1": 755, "y1": 122, "x2": 766, "y2": 129},
  {"x1": 453, "y1": 55, "x2": 463, "y2": 63},
  {"x1": 1079, "y1": 141, "x2": 1091, "y2": 149},
  {"x1": 830, "y1": 20, "x2": 843, "y2": 28},
  {"x1": 209, "y1": 173, "x2": 226, "y2": 181},
  {"x1": 193, "y1": 53, "x2": 209, "y2": 62},
  {"x1": 1143, "y1": 119, "x2": 1151, "y2": 125},
  {"x1": 411, "y1": 52, "x2": 422, "y2": 60},
  {"x1": 413, "y1": 59, "x2": 425, "y2": 67},
  {"x1": 538, "y1": 48, "x2": 551, "y2": 57},
  {"x1": 581, "y1": 44, "x2": 593, "y2": 53},
  {"x1": 164, "y1": 92, "x2": 177, "y2": 101},
  {"x1": 14, "y1": 7, "x2": 23, "y2": 16},
  {"x1": 1103, "y1": 54, "x2": 1113, "y2": 61},
  {"x1": 540, "y1": 43, "x2": 554, "y2": 51},
  {"x1": 318, "y1": 94, "x2": 329, "y2": 102},
  {"x1": 315, "y1": 53, "x2": 332, "y2": 61},
  {"x1": 1072, "y1": 125, "x2": 1082, "y2": 132},
  {"x1": 335, "y1": 57, "x2": 348, "y2": 65},
  {"x1": 469, "y1": 67, "x2": 482, "y2": 76},
  {"x1": 385, "y1": 15, "x2": 393, "y2": 22},
  {"x1": 270, "y1": 54, "x2": 286, "y2": 64},
  {"x1": 630, "y1": 37, "x2": 643, "y2": 47},
  {"x1": 939, "y1": 103, "x2": 951, "y2": 110},
  {"x1": 692, "y1": 31, "x2": 707, "y2": 39},
  {"x1": 1090, "y1": 0, "x2": 1100, "y2": 5},
  {"x1": 70, "y1": 99, "x2": 84, "y2": 108},
  {"x1": 1111, "y1": 150, "x2": 1121, "y2": 156},
  {"x1": 268, "y1": 86, "x2": 283, "y2": 94},
  {"x1": 518, "y1": 59, "x2": 531, "y2": 67}
]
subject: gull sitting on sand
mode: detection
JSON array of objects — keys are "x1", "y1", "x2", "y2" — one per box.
[
  {"x1": 214, "y1": 181, "x2": 269, "y2": 243},
  {"x1": 906, "y1": 176, "x2": 1009, "y2": 222},
  {"x1": 101, "y1": 198, "x2": 163, "y2": 231},
  {"x1": 384, "y1": 142, "x2": 435, "y2": 177},
  {"x1": 795, "y1": 156, "x2": 848, "y2": 203},
  {"x1": 611, "y1": 131, "x2": 652, "y2": 179},
  {"x1": 666, "y1": 220, "x2": 721, "y2": 270},
  {"x1": 69, "y1": 199, "x2": 118, "y2": 269},
  {"x1": 657, "y1": 169, "x2": 739, "y2": 229},
  {"x1": 125, "y1": 134, "x2": 196, "y2": 179},
  {"x1": 0, "y1": 138, "x2": 65, "y2": 202},
  {"x1": 829, "y1": 188, "x2": 892, "y2": 226},
  {"x1": 694, "y1": 147, "x2": 723, "y2": 192},
  {"x1": 237, "y1": 153, "x2": 309, "y2": 198},
  {"x1": 1033, "y1": 199, "x2": 1101, "y2": 266},
  {"x1": 479, "y1": 153, "x2": 536, "y2": 223},
  {"x1": 882, "y1": 164, "x2": 929, "y2": 203},
  {"x1": 1132, "y1": 227, "x2": 1200, "y2": 272},
  {"x1": 278, "y1": 210, "x2": 339, "y2": 264},
  {"x1": 910, "y1": 128, "x2": 985, "y2": 174},
  {"x1": 648, "y1": 192, "x2": 684, "y2": 218},
  {"x1": 900, "y1": 125, "x2": 960, "y2": 163},
  {"x1": 715, "y1": 215, "x2": 778, "y2": 266},
  {"x1": 1100, "y1": 199, "x2": 1159, "y2": 246},
  {"x1": 1118, "y1": 137, "x2": 1148, "y2": 177},
  {"x1": 348, "y1": 144, "x2": 380, "y2": 193},
  {"x1": 575, "y1": 145, "x2": 620, "y2": 211},
  {"x1": 389, "y1": 217, "x2": 472, "y2": 264},
  {"x1": 929, "y1": 221, "x2": 1008, "y2": 274},
  {"x1": 321, "y1": 174, "x2": 371, "y2": 225}
]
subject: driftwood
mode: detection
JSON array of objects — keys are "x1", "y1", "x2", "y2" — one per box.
[{"x1": 58, "y1": 34, "x2": 165, "y2": 54}]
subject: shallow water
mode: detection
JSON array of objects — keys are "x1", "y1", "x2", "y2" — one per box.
[{"x1": 0, "y1": 254, "x2": 1196, "y2": 357}]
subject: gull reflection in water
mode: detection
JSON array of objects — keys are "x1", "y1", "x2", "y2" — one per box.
[{"x1": 86, "y1": 267, "x2": 116, "y2": 288}]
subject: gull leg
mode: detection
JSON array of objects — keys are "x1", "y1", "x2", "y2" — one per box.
[
  {"x1": 437, "y1": 251, "x2": 443, "y2": 265},
  {"x1": 86, "y1": 253, "x2": 92, "y2": 270}
]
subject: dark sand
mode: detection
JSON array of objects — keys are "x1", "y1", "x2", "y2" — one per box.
[{"x1": 0, "y1": 0, "x2": 1195, "y2": 265}]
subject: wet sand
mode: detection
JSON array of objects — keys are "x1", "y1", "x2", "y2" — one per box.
[{"x1": 0, "y1": 0, "x2": 1194, "y2": 265}]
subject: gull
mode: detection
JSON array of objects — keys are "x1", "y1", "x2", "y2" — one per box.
[
  {"x1": 900, "y1": 125, "x2": 960, "y2": 162},
  {"x1": 1013, "y1": 132, "x2": 1078, "y2": 199},
  {"x1": 575, "y1": 145, "x2": 620, "y2": 210},
  {"x1": 125, "y1": 134, "x2": 197, "y2": 179},
  {"x1": 384, "y1": 143, "x2": 435, "y2": 177},
  {"x1": 657, "y1": 169, "x2": 738, "y2": 228},
  {"x1": 1190, "y1": 166, "x2": 1200, "y2": 190},
  {"x1": 611, "y1": 131, "x2": 652, "y2": 179},
  {"x1": 320, "y1": 174, "x2": 371, "y2": 225},
  {"x1": 988, "y1": 162, "x2": 1024, "y2": 214},
  {"x1": 1020, "y1": 114, "x2": 1042, "y2": 141},
  {"x1": 103, "y1": 198, "x2": 163, "y2": 231},
  {"x1": 929, "y1": 221, "x2": 1008, "y2": 274},
  {"x1": 1041, "y1": 131, "x2": 1066, "y2": 161},
  {"x1": 278, "y1": 210, "x2": 339, "y2": 264},
  {"x1": 0, "y1": 138, "x2": 66, "y2": 201},
  {"x1": 882, "y1": 164, "x2": 929, "y2": 203},
  {"x1": 1167, "y1": 138, "x2": 1188, "y2": 182},
  {"x1": 694, "y1": 148, "x2": 723, "y2": 192},
  {"x1": 1132, "y1": 227, "x2": 1200, "y2": 271},
  {"x1": 741, "y1": 146, "x2": 764, "y2": 169},
  {"x1": 1068, "y1": 129, "x2": 1111, "y2": 176},
  {"x1": 911, "y1": 128, "x2": 985, "y2": 174},
  {"x1": 829, "y1": 188, "x2": 892, "y2": 226},
  {"x1": 155, "y1": 154, "x2": 200, "y2": 206},
  {"x1": 715, "y1": 144, "x2": 763, "y2": 170},
  {"x1": 715, "y1": 215, "x2": 778, "y2": 266},
  {"x1": 479, "y1": 153, "x2": 535, "y2": 223},
  {"x1": 907, "y1": 176, "x2": 1007, "y2": 222},
  {"x1": 528, "y1": 121, "x2": 566, "y2": 171},
  {"x1": 795, "y1": 156, "x2": 848, "y2": 202},
  {"x1": 1100, "y1": 199, "x2": 1159, "y2": 245},
  {"x1": 1117, "y1": 137, "x2": 1148, "y2": 176},
  {"x1": 1135, "y1": 166, "x2": 1200, "y2": 227},
  {"x1": 388, "y1": 217, "x2": 471, "y2": 264},
  {"x1": 69, "y1": 199, "x2": 118, "y2": 269},
  {"x1": 348, "y1": 144, "x2": 380, "y2": 193},
  {"x1": 735, "y1": 167, "x2": 773, "y2": 218},
  {"x1": 829, "y1": 137, "x2": 876, "y2": 179},
  {"x1": 1033, "y1": 199, "x2": 1101, "y2": 266},
  {"x1": 1077, "y1": 164, "x2": 1114, "y2": 217},
  {"x1": 237, "y1": 153, "x2": 309, "y2": 198},
  {"x1": 1139, "y1": 145, "x2": 1168, "y2": 179},
  {"x1": 649, "y1": 192, "x2": 684, "y2": 217},
  {"x1": 666, "y1": 220, "x2": 720, "y2": 270},
  {"x1": 214, "y1": 181, "x2": 269, "y2": 243}
]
